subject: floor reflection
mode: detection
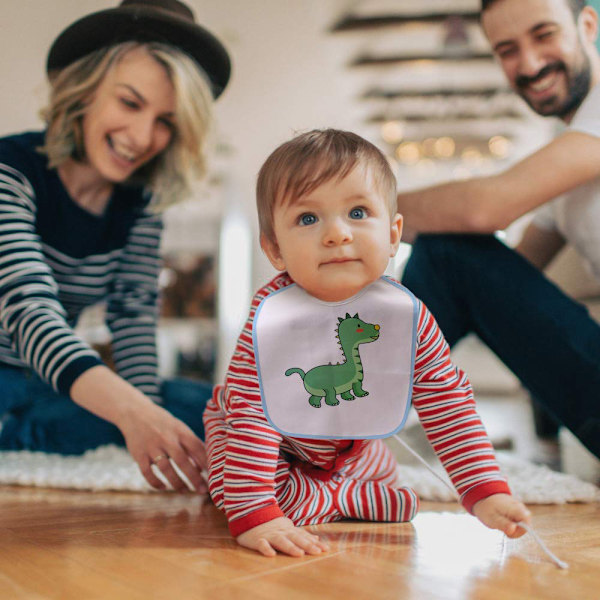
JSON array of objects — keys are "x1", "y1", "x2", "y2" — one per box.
[{"x1": 413, "y1": 511, "x2": 506, "y2": 573}]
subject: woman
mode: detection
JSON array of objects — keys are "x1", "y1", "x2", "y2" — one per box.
[{"x1": 0, "y1": 0, "x2": 230, "y2": 492}]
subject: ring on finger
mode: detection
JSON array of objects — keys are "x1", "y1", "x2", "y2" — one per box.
[{"x1": 152, "y1": 454, "x2": 170, "y2": 465}]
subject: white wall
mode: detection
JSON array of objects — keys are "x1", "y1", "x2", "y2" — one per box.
[{"x1": 0, "y1": 1, "x2": 114, "y2": 134}]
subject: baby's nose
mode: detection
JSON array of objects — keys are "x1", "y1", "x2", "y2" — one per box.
[{"x1": 324, "y1": 219, "x2": 352, "y2": 245}]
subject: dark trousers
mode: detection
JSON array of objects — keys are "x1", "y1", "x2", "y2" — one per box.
[
  {"x1": 0, "y1": 367, "x2": 211, "y2": 454},
  {"x1": 402, "y1": 234, "x2": 600, "y2": 458}
]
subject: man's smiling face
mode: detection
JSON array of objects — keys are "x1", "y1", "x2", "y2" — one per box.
[{"x1": 482, "y1": 0, "x2": 596, "y2": 120}]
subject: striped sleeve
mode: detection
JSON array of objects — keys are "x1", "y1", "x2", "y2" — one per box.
[
  {"x1": 0, "y1": 162, "x2": 102, "y2": 393},
  {"x1": 104, "y1": 210, "x2": 162, "y2": 401},
  {"x1": 216, "y1": 280, "x2": 288, "y2": 536},
  {"x1": 411, "y1": 301, "x2": 511, "y2": 513}
]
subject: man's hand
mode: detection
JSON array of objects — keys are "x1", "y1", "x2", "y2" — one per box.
[
  {"x1": 472, "y1": 493, "x2": 531, "y2": 538},
  {"x1": 236, "y1": 517, "x2": 330, "y2": 557}
]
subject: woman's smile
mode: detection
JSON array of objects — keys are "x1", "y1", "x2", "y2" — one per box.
[{"x1": 106, "y1": 135, "x2": 140, "y2": 164}]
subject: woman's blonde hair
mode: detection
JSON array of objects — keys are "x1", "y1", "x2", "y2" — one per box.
[{"x1": 41, "y1": 41, "x2": 214, "y2": 209}]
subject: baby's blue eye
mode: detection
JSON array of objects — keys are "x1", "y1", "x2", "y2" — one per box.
[
  {"x1": 349, "y1": 207, "x2": 366, "y2": 219},
  {"x1": 299, "y1": 213, "x2": 317, "y2": 226}
]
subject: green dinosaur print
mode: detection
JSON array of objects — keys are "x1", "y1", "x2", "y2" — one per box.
[{"x1": 285, "y1": 313, "x2": 380, "y2": 408}]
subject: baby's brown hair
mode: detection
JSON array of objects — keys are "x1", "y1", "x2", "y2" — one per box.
[{"x1": 257, "y1": 129, "x2": 397, "y2": 244}]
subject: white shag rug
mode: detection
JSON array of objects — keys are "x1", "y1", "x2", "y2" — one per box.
[
  {"x1": 0, "y1": 445, "x2": 598, "y2": 504},
  {"x1": 397, "y1": 451, "x2": 600, "y2": 504}
]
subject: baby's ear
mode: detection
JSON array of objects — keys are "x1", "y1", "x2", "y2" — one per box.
[
  {"x1": 390, "y1": 213, "x2": 403, "y2": 256},
  {"x1": 260, "y1": 233, "x2": 286, "y2": 271}
]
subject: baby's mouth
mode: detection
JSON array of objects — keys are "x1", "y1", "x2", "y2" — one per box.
[{"x1": 322, "y1": 257, "x2": 356, "y2": 265}]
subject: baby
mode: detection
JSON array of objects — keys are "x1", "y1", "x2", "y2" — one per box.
[{"x1": 204, "y1": 129, "x2": 530, "y2": 557}]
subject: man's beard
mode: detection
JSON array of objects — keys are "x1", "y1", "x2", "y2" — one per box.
[{"x1": 515, "y1": 51, "x2": 591, "y2": 118}]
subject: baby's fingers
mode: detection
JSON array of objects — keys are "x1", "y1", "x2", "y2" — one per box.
[
  {"x1": 503, "y1": 520, "x2": 528, "y2": 539},
  {"x1": 486, "y1": 513, "x2": 518, "y2": 537},
  {"x1": 270, "y1": 533, "x2": 310, "y2": 557},
  {"x1": 504, "y1": 503, "x2": 531, "y2": 538},
  {"x1": 494, "y1": 510, "x2": 530, "y2": 538},
  {"x1": 512, "y1": 503, "x2": 532, "y2": 524},
  {"x1": 256, "y1": 538, "x2": 277, "y2": 557},
  {"x1": 290, "y1": 530, "x2": 329, "y2": 555}
]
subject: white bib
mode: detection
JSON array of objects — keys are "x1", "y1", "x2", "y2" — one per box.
[{"x1": 253, "y1": 277, "x2": 417, "y2": 439}]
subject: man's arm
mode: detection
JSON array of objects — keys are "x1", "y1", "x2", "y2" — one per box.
[
  {"x1": 397, "y1": 131, "x2": 600, "y2": 235},
  {"x1": 515, "y1": 222, "x2": 566, "y2": 270}
]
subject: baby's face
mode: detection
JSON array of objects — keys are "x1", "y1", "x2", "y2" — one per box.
[{"x1": 261, "y1": 165, "x2": 402, "y2": 302}]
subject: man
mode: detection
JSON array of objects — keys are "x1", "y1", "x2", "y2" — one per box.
[{"x1": 398, "y1": 0, "x2": 600, "y2": 458}]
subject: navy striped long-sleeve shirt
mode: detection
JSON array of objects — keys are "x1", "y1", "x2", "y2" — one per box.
[{"x1": 0, "y1": 131, "x2": 162, "y2": 400}]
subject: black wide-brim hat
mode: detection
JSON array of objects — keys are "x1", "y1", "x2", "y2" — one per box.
[{"x1": 46, "y1": 0, "x2": 231, "y2": 98}]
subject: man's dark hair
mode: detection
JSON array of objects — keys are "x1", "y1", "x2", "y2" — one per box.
[{"x1": 481, "y1": 0, "x2": 586, "y2": 18}]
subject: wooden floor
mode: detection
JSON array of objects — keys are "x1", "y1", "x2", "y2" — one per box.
[{"x1": 0, "y1": 485, "x2": 598, "y2": 600}]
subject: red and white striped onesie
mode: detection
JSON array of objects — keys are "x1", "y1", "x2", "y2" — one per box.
[{"x1": 204, "y1": 273, "x2": 511, "y2": 537}]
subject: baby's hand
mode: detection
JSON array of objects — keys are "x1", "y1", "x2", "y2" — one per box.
[
  {"x1": 472, "y1": 493, "x2": 531, "y2": 538},
  {"x1": 236, "y1": 517, "x2": 330, "y2": 557}
]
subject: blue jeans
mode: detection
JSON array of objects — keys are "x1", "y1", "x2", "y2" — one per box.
[
  {"x1": 0, "y1": 367, "x2": 212, "y2": 454},
  {"x1": 402, "y1": 234, "x2": 600, "y2": 458}
]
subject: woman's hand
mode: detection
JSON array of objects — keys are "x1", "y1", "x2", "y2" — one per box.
[
  {"x1": 236, "y1": 517, "x2": 330, "y2": 557},
  {"x1": 472, "y1": 493, "x2": 531, "y2": 538},
  {"x1": 118, "y1": 400, "x2": 207, "y2": 492},
  {"x1": 70, "y1": 365, "x2": 207, "y2": 492}
]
